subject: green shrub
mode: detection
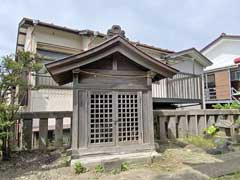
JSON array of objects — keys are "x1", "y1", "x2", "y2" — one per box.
[
  {"x1": 204, "y1": 125, "x2": 217, "y2": 136},
  {"x1": 179, "y1": 136, "x2": 215, "y2": 149},
  {"x1": 212, "y1": 101, "x2": 240, "y2": 109},
  {"x1": 74, "y1": 162, "x2": 86, "y2": 174},
  {"x1": 95, "y1": 164, "x2": 104, "y2": 173},
  {"x1": 121, "y1": 162, "x2": 129, "y2": 171}
]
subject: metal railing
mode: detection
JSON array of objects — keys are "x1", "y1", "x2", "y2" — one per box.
[{"x1": 204, "y1": 87, "x2": 217, "y2": 100}]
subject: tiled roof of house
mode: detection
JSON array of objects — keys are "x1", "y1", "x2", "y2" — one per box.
[{"x1": 19, "y1": 17, "x2": 175, "y2": 54}]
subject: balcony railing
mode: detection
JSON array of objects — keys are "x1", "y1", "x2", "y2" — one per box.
[
  {"x1": 152, "y1": 72, "x2": 202, "y2": 103},
  {"x1": 33, "y1": 74, "x2": 73, "y2": 89}
]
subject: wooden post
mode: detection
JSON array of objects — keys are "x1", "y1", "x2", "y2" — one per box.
[
  {"x1": 72, "y1": 70, "x2": 79, "y2": 150},
  {"x1": 200, "y1": 74, "x2": 206, "y2": 109},
  {"x1": 22, "y1": 119, "x2": 33, "y2": 150},
  {"x1": 159, "y1": 116, "x2": 167, "y2": 140},
  {"x1": 147, "y1": 71, "x2": 154, "y2": 145},
  {"x1": 55, "y1": 117, "x2": 63, "y2": 148},
  {"x1": 168, "y1": 116, "x2": 176, "y2": 139},
  {"x1": 39, "y1": 118, "x2": 48, "y2": 151}
]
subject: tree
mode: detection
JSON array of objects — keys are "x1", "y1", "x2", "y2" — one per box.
[{"x1": 0, "y1": 51, "x2": 42, "y2": 160}]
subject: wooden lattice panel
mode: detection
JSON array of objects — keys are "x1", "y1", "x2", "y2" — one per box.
[
  {"x1": 118, "y1": 92, "x2": 140, "y2": 143},
  {"x1": 89, "y1": 92, "x2": 113, "y2": 144}
]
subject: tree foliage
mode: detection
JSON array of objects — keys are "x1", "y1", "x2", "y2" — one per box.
[{"x1": 0, "y1": 51, "x2": 42, "y2": 160}]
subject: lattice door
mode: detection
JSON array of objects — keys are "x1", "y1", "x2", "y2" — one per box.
[
  {"x1": 89, "y1": 92, "x2": 114, "y2": 145},
  {"x1": 117, "y1": 92, "x2": 142, "y2": 144},
  {"x1": 88, "y1": 91, "x2": 142, "y2": 146}
]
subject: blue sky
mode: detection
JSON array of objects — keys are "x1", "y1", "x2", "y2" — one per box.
[{"x1": 0, "y1": 0, "x2": 240, "y2": 56}]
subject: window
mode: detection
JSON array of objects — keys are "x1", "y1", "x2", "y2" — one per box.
[
  {"x1": 231, "y1": 70, "x2": 240, "y2": 81},
  {"x1": 206, "y1": 74, "x2": 215, "y2": 88}
]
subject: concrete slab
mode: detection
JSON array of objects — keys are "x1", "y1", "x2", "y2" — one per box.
[{"x1": 71, "y1": 151, "x2": 161, "y2": 168}]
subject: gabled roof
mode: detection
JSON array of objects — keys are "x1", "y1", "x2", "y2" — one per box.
[
  {"x1": 167, "y1": 48, "x2": 213, "y2": 67},
  {"x1": 201, "y1": 33, "x2": 240, "y2": 53},
  {"x1": 46, "y1": 35, "x2": 178, "y2": 85}
]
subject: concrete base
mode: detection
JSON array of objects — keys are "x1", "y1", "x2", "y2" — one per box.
[{"x1": 71, "y1": 151, "x2": 161, "y2": 168}]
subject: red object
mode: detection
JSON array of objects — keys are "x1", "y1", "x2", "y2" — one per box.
[{"x1": 234, "y1": 57, "x2": 240, "y2": 64}]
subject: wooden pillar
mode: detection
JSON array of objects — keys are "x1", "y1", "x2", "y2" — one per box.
[
  {"x1": 39, "y1": 118, "x2": 48, "y2": 151},
  {"x1": 178, "y1": 115, "x2": 188, "y2": 138},
  {"x1": 22, "y1": 119, "x2": 33, "y2": 150},
  {"x1": 159, "y1": 116, "x2": 167, "y2": 140},
  {"x1": 147, "y1": 71, "x2": 154, "y2": 145},
  {"x1": 168, "y1": 116, "x2": 176, "y2": 139},
  {"x1": 72, "y1": 70, "x2": 79, "y2": 150},
  {"x1": 55, "y1": 117, "x2": 63, "y2": 148}
]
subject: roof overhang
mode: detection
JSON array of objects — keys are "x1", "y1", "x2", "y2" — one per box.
[
  {"x1": 167, "y1": 48, "x2": 213, "y2": 67},
  {"x1": 46, "y1": 35, "x2": 178, "y2": 85}
]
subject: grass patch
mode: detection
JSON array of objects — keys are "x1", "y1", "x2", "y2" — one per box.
[
  {"x1": 121, "y1": 162, "x2": 129, "y2": 171},
  {"x1": 179, "y1": 136, "x2": 215, "y2": 149},
  {"x1": 95, "y1": 164, "x2": 104, "y2": 173}
]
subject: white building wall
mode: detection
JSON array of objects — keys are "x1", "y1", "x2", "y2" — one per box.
[
  {"x1": 171, "y1": 59, "x2": 203, "y2": 75},
  {"x1": 30, "y1": 89, "x2": 73, "y2": 112},
  {"x1": 203, "y1": 39, "x2": 240, "y2": 70},
  {"x1": 34, "y1": 26, "x2": 82, "y2": 50}
]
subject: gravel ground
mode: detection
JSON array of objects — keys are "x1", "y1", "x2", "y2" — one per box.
[{"x1": 0, "y1": 146, "x2": 237, "y2": 180}]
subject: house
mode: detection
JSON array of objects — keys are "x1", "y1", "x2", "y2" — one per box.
[
  {"x1": 201, "y1": 33, "x2": 240, "y2": 108},
  {"x1": 15, "y1": 18, "x2": 212, "y2": 147}
]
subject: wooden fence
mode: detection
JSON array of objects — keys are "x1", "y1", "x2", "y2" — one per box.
[
  {"x1": 153, "y1": 109, "x2": 240, "y2": 141},
  {"x1": 20, "y1": 111, "x2": 72, "y2": 150}
]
